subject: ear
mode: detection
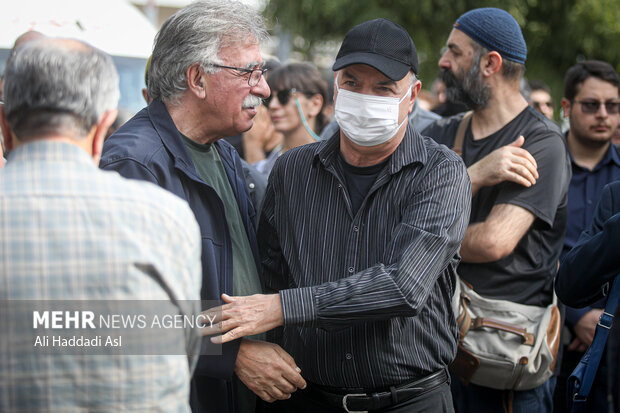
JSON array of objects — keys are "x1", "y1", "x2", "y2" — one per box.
[
  {"x1": 305, "y1": 94, "x2": 324, "y2": 118},
  {"x1": 560, "y1": 98, "x2": 571, "y2": 118},
  {"x1": 142, "y1": 88, "x2": 150, "y2": 104},
  {"x1": 186, "y1": 63, "x2": 206, "y2": 99},
  {"x1": 0, "y1": 104, "x2": 16, "y2": 151},
  {"x1": 408, "y1": 79, "x2": 422, "y2": 114},
  {"x1": 482, "y1": 51, "x2": 502, "y2": 77},
  {"x1": 333, "y1": 71, "x2": 339, "y2": 101},
  {"x1": 91, "y1": 109, "x2": 118, "y2": 165}
]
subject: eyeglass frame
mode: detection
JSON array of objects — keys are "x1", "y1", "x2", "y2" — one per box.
[
  {"x1": 263, "y1": 88, "x2": 314, "y2": 107},
  {"x1": 532, "y1": 100, "x2": 553, "y2": 109},
  {"x1": 573, "y1": 99, "x2": 620, "y2": 115},
  {"x1": 205, "y1": 63, "x2": 268, "y2": 87}
]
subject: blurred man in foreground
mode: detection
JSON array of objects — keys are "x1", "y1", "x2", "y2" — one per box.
[{"x1": 0, "y1": 37, "x2": 202, "y2": 412}]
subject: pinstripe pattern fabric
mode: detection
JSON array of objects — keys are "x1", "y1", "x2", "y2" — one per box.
[
  {"x1": 0, "y1": 141, "x2": 202, "y2": 412},
  {"x1": 258, "y1": 127, "x2": 471, "y2": 389}
]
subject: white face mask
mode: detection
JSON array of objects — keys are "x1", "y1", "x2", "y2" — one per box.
[{"x1": 334, "y1": 76, "x2": 411, "y2": 147}]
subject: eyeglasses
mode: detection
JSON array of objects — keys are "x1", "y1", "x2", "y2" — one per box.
[
  {"x1": 574, "y1": 100, "x2": 620, "y2": 115},
  {"x1": 208, "y1": 64, "x2": 267, "y2": 87},
  {"x1": 263, "y1": 88, "x2": 312, "y2": 107},
  {"x1": 533, "y1": 101, "x2": 553, "y2": 109}
]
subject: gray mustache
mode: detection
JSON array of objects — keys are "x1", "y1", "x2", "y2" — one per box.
[{"x1": 242, "y1": 95, "x2": 263, "y2": 109}]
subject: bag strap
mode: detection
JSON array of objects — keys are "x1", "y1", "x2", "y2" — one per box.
[
  {"x1": 455, "y1": 279, "x2": 556, "y2": 345},
  {"x1": 456, "y1": 293, "x2": 471, "y2": 343},
  {"x1": 471, "y1": 317, "x2": 535, "y2": 346},
  {"x1": 572, "y1": 275, "x2": 620, "y2": 403},
  {"x1": 452, "y1": 111, "x2": 473, "y2": 156}
]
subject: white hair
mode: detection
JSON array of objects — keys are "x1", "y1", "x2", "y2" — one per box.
[{"x1": 148, "y1": 0, "x2": 268, "y2": 104}]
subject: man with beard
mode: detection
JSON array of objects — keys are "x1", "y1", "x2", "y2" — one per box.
[
  {"x1": 554, "y1": 60, "x2": 620, "y2": 412},
  {"x1": 101, "y1": 1, "x2": 306, "y2": 412},
  {"x1": 423, "y1": 8, "x2": 571, "y2": 412}
]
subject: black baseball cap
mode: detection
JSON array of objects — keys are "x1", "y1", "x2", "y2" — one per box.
[{"x1": 332, "y1": 18, "x2": 418, "y2": 80}]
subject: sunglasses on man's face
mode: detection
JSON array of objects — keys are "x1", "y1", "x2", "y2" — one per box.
[
  {"x1": 574, "y1": 100, "x2": 620, "y2": 115},
  {"x1": 263, "y1": 88, "x2": 311, "y2": 107}
]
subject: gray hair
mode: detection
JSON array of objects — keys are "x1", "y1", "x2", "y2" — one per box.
[
  {"x1": 148, "y1": 0, "x2": 268, "y2": 104},
  {"x1": 3, "y1": 39, "x2": 119, "y2": 140}
]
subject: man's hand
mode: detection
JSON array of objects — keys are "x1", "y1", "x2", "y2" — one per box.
[
  {"x1": 568, "y1": 308, "x2": 604, "y2": 351},
  {"x1": 202, "y1": 293, "x2": 284, "y2": 344},
  {"x1": 235, "y1": 339, "x2": 307, "y2": 402},
  {"x1": 467, "y1": 136, "x2": 538, "y2": 195}
]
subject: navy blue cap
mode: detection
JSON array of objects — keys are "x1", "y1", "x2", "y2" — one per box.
[
  {"x1": 333, "y1": 18, "x2": 418, "y2": 80},
  {"x1": 454, "y1": 8, "x2": 527, "y2": 64}
]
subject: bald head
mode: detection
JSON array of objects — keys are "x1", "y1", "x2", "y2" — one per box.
[
  {"x1": 12, "y1": 31, "x2": 46, "y2": 50},
  {"x1": 0, "y1": 31, "x2": 47, "y2": 153},
  {"x1": 5, "y1": 31, "x2": 47, "y2": 69},
  {"x1": 33, "y1": 37, "x2": 93, "y2": 53},
  {"x1": 2, "y1": 37, "x2": 119, "y2": 141}
]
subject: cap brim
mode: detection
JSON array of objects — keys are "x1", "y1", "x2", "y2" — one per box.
[{"x1": 332, "y1": 52, "x2": 410, "y2": 81}]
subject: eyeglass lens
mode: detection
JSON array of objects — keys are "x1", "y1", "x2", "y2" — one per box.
[
  {"x1": 264, "y1": 89, "x2": 294, "y2": 107},
  {"x1": 578, "y1": 100, "x2": 620, "y2": 114},
  {"x1": 533, "y1": 101, "x2": 552, "y2": 109},
  {"x1": 248, "y1": 69, "x2": 263, "y2": 87}
]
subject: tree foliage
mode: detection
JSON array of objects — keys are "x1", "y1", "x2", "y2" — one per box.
[{"x1": 265, "y1": 0, "x2": 620, "y2": 103}]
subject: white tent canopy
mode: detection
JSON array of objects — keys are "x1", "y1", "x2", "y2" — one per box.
[{"x1": 0, "y1": 0, "x2": 156, "y2": 58}]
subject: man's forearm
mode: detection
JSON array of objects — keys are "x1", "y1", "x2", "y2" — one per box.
[
  {"x1": 461, "y1": 203, "x2": 535, "y2": 263},
  {"x1": 460, "y1": 222, "x2": 503, "y2": 263}
]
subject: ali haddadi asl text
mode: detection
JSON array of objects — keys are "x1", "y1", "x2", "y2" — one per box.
[{"x1": 33, "y1": 335, "x2": 121, "y2": 347}]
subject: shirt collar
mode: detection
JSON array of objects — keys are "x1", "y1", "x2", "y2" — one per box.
[
  {"x1": 313, "y1": 125, "x2": 427, "y2": 174},
  {"x1": 565, "y1": 131, "x2": 620, "y2": 170},
  {"x1": 606, "y1": 143, "x2": 620, "y2": 167},
  {"x1": 7, "y1": 140, "x2": 95, "y2": 167}
]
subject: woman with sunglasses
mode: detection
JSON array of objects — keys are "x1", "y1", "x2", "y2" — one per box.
[{"x1": 255, "y1": 62, "x2": 327, "y2": 176}]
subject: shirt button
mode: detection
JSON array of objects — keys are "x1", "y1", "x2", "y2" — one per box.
[
  {"x1": 345, "y1": 353, "x2": 352, "y2": 360},
  {"x1": 348, "y1": 267, "x2": 354, "y2": 273},
  {"x1": 353, "y1": 226, "x2": 359, "y2": 232},
  {"x1": 249, "y1": 183, "x2": 255, "y2": 189}
]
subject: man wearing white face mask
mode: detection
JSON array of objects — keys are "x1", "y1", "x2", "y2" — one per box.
[{"x1": 201, "y1": 18, "x2": 471, "y2": 413}]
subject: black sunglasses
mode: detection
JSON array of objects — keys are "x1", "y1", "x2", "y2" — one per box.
[
  {"x1": 533, "y1": 100, "x2": 553, "y2": 109},
  {"x1": 574, "y1": 100, "x2": 620, "y2": 115},
  {"x1": 263, "y1": 88, "x2": 312, "y2": 107}
]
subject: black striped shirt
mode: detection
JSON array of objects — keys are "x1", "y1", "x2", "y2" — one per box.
[{"x1": 258, "y1": 126, "x2": 471, "y2": 388}]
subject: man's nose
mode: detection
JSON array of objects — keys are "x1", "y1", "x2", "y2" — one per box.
[
  {"x1": 596, "y1": 104, "x2": 610, "y2": 118},
  {"x1": 251, "y1": 74, "x2": 270, "y2": 99},
  {"x1": 438, "y1": 53, "x2": 450, "y2": 70}
]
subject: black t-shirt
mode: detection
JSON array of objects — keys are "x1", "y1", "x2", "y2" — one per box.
[
  {"x1": 423, "y1": 107, "x2": 571, "y2": 306},
  {"x1": 337, "y1": 152, "x2": 389, "y2": 216}
]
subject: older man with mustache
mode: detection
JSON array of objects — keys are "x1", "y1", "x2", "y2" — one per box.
[{"x1": 100, "y1": 1, "x2": 306, "y2": 412}]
